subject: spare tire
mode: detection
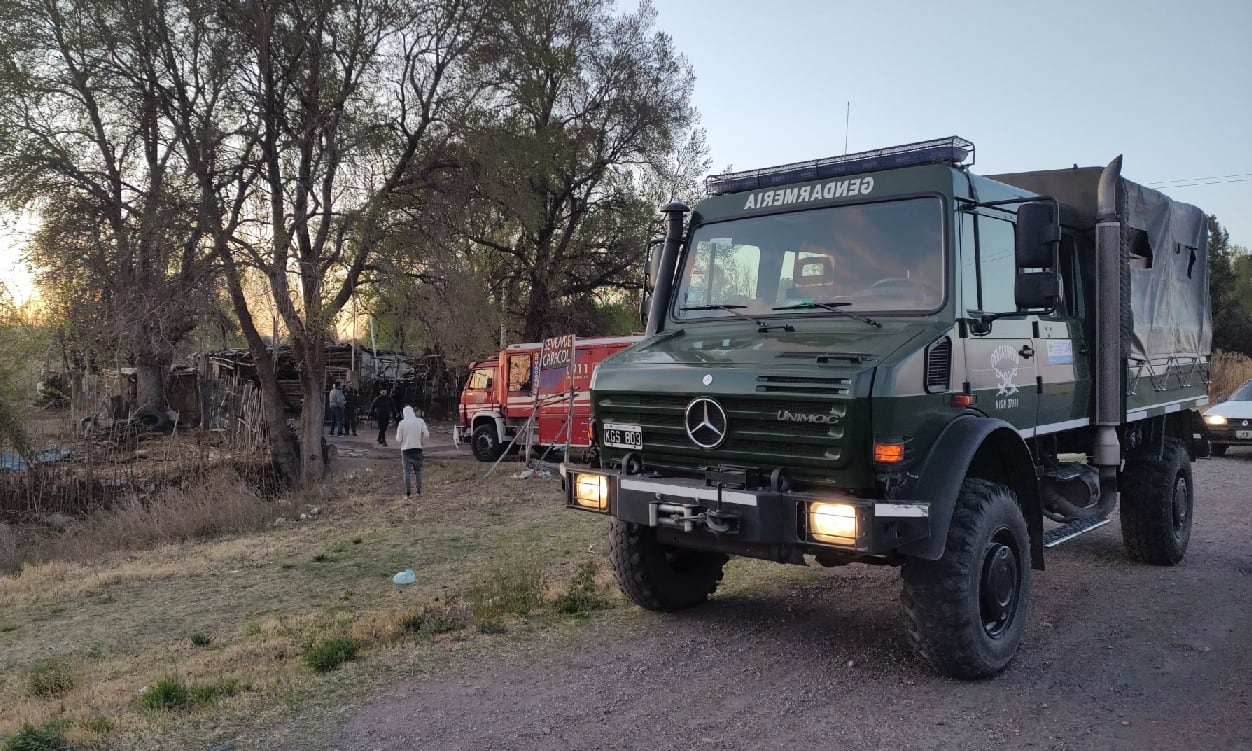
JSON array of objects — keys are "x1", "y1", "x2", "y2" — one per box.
[{"x1": 132, "y1": 405, "x2": 174, "y2": 434}]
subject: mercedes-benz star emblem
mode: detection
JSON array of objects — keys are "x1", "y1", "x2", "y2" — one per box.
[{"x1": 685, "y1": 397, "x2": 728, "y2": 449}]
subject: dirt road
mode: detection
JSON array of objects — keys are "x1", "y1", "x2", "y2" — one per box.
[{"x1": 324, "y1": 450, "x2": 1252, "y2": 751}]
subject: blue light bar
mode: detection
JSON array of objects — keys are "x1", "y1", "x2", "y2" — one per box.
[{"x1": 705, "y1": 136, "x2": 974, "y2": 196}]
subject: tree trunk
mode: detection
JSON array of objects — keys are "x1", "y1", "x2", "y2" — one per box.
[
  {"x1": 296, "y1": 336, "x2": 328, "y2": 483},
  {"x1": 134, "y1": 361, "x2": 165, "y2": 410},
  {"x1": 522, "y1": 276, "x2": 552, "y2": 341}
]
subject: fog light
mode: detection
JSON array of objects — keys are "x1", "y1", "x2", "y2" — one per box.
[
  {"x1": 809, "y1": 502, "x2": 857, "y2": 545},
  {"x1": 1204, "y1": 414, "x2": 1226, "y2": 426},
  {"x1": 573, "y1": 474, "x2": 609, "y2": 511}
]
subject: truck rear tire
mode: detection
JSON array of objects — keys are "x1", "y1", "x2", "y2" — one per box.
[
  {"x1": 608, "y1": 519, "x2": 727, "y2": 611},
  {"x1": 471, "y1": 424, "x2": 505, "y2": 462},
  {"x1": 901, "y1": 478, "x2": 1031, "y2": 679},
  {"x1": 1119, "y1": 437, "x2": 1192, "y2": 565}
]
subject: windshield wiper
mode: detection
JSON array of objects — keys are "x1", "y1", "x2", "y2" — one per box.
[
  {"x1": 680, "y1": 305, "x2": 794, "y2": 333},
  {"x1": 772, "y1": 301, "x2": 882, "y2": 328}
]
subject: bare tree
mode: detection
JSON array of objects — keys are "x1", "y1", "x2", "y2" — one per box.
[{"x1": 0, "y1": 0, "x2": 218, "y2": 408}]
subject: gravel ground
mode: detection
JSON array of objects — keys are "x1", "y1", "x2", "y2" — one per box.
[{"x1": 326, "y1": 451, "x2": 1252, "y2": 751}]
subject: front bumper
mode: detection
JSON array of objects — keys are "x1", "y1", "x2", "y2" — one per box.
[
  {"x1": 1207, "y1": 422, "x2": 1252, "y2": 446},
  {"x1": 563, "y1": 465, "x2": 931, "y2": 559}
]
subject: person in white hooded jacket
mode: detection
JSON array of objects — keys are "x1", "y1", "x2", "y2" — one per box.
[{"x1": 395, "y1": 405, "x2": 431, "y2": 497}]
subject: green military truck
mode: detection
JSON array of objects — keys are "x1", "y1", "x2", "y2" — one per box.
[{"x1": 563, "y1": 137, "x2": 1213, "y2": 678}]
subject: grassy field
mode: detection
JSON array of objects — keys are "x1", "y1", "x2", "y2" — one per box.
[{"x1": 0, "y1": 452, "x2": 821, "y2": 750}]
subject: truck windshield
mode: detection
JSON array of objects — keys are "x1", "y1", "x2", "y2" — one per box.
[{"x1": 675, "y1": 197, "x2": 945, "y2": 320}]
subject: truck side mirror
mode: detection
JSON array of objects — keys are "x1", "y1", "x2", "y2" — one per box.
[
  {"x1": 644, "y1": 239, "x2": 663, "y2": 293},
  {"x1": 638, "y1": 290, "x2": 650, "y2": 327},
  {"x1": 1015, "y1": 201, "x2": 1060, "y2": 270},
  {"x1": 484, "y1": 377, "x2": 492, "y2": 390},
  {"x1": 1015, "y1": 271, "x2": 1061, "y2": 311}
]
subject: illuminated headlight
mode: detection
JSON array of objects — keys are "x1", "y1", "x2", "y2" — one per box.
[
  {"x1": 809, "y1": 502, "x2": 857, "y2": 545},
  {"x1": 1204, "y1": 414, "x2": 1227, "y2": 426},
  {"x1": 573, "y1": 474, "x2": 609, "y2": 511}
]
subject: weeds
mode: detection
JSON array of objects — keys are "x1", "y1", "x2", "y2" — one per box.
[
  {"x1": 553, "y1": 559, "x2": 611, "y2": 616},
  {"x1": 467, "y1": 558, "x2": 545, "y2": 622},
  {"x1": 141, "y1": 677, "x2": 191, "y2": 711},
  {"x1": 399, "y1": 603, "x2": 468, "y2": 637},
  {"x1": 189, "y1": 632, "x2": 212, "y2": 647},
  {"x1": 189, "y1": 679, "x2": 243, "y2": 706},
  {"x1": 1210, "y1": 350, "x2": 1252, "y2": 401},
  {"x1": 1, "y1": 719, "x2": 71, "y2": 751},
  {"x1": 80, "y1": 716, "x2": 112, "y2": 735},
  {"x1": 26, "y1": 661, "x2": 73, "y2": 698},
  {"x1": 302, "y1": 636, "x2": 361, "y2": 672}
]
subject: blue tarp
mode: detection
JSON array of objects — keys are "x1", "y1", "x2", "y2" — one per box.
[{"x1": 0, "y1": 447, "x2": 74, "y2": 472}]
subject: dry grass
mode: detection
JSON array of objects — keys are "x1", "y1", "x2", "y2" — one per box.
[
  {"x1": 2, "y1": 469, "x2": 279, "y2": 574},
  {"x1": 1210, "y1": 351, "x2": 1252, "y2": 402}
]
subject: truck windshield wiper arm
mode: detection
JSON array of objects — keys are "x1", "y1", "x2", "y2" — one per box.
[
  {"x1": 680, "y1": 305, "x2": 794, "y2": 332},
  {"x1": 772, "y1": 301, "x2": 882, "y2": 328}
]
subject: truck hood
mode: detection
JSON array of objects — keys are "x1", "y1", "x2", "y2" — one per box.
[{"x1": 607, "y1": 321, "x2": 930, "y2": 369}]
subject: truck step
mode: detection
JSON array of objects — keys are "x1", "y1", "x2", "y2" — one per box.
[{"x1": 1043, "y1": 517, "x2": 1111, "y2": 548}]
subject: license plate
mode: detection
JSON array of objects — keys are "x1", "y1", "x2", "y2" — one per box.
[
  {"x1": 602, "y1": 423, "x2": 642, "y2": 450},
  {"x1": 1237, "y1": 429, "x2": 1252, "y2": 439}
]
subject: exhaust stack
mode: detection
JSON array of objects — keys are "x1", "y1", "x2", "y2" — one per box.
[
  {"x1": 1093, "y1": 157, "x2": 1124, "y2": 498},
  {"x1": 646, "y1": 202, "x2": 689, "y2": 336}
]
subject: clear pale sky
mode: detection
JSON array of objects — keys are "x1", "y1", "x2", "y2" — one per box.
[
  {"x1": 650, "y1": 0, "x2": 1251, "y2": 244},
  {"x1": 4, "y1": 0, "x2": 1250, "y2": 301}
]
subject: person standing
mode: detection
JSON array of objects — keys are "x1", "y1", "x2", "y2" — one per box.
[
  {"x1": 370, "y1": 387, "x2": 395, "y2": 446},
  {"x1": 395, "y1": 405, "x2": 431, "y2": 497},
  {"x1": 344, "y1": 386, "x2": 359, "y2": 436},
  {"x1": 328, "y1": 382, "x2": 347, "y2": 436}
]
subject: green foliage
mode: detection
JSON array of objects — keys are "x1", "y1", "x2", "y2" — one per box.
[
  {"x1": 553, "y1": 559, "x2": 611, "y2": 615},
  {"x1": 189, "y1": 679, "x2": 243, "y2": 706},
  {"x1": 80, "y1": 716, "x2": 112, "y2": 735},
  {"x1": 467, "y1": 558, "x2": 546, "y2": 621},
  {"x1": 302, "y1": 637, "x2": 361, "y2": 672},
  {"x1": 141, "y1": 677, "x2": 191, "y2": 711},
  {"x1": 1209, "y1": 216, "x2": 1252, "y2": 355},
  {"x1": 26, "y1": 661, "x2": 73, "y2": 698},
  {"x1": 189, "y1": 632, "x2": 212, "y2": 647},
  {"x1": 1, "y1": 720, "x2": 71, "y2": 751},
  {"x1": 400, "y1": 605, "x2": 467, "y2": 637}
]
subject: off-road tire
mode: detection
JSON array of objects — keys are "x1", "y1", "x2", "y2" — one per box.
[
  {"x1": 471, "y1": 424, "x2": 504, "y2": 463},
  {"x1": 608, "y1": 519, "x2": 727, "y2": 611},
  {"x1": 901, "y1": 478, "x2": 1031, "y2": 679},
  {"x1": 1210, "y1": 443, "x2": 1228, "y2": 457},
  {"x1": 1119, "y1": 437, "x2": 1192, "y2": 565}
]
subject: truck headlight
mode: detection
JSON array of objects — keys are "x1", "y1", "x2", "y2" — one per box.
[
  {"x1": 1204, "y1": 414, "x2": 1227, "y2": 426},
  {"x1": 809, "y1": 502, "x2": 857, "y2": 545},
  {"x1": 573, "y1": 474, "x2": 609, "y2": 511}
]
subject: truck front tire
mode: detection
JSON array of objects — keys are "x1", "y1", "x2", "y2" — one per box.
[
  {"x1": 901, "y1": 478, "x2": 1031, "y2": 679},
  {"x1": 471, "y1": 424, "x2": 505, "y2": 462},
  {"x1": 608, "y1": 520, "x2": 727, "y2": 611},
  {"x1": 1119, "y1": 437, "x2": 1193, "y2": 565}
]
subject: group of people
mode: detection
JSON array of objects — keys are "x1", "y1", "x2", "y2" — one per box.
[{"x1": 328, "y1": 382, "x2": 431, "y2": 498}]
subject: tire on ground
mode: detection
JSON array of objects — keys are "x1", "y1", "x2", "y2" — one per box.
[
  {"x1": 132, "y1": 405, "x2": 174, "y2": 434},
  {"x1": 471, "y1": 424, "x2": 505, "y2": 463},
  {"x1": 608, "y1": 519, "x2": 727, "y2": 611},
  {"x1": 901, "y1": 478, "x2": 1032, "y2": 679},
  {"x1": 1119, "y1": 436, "x2": 1193, "y2": 565}
]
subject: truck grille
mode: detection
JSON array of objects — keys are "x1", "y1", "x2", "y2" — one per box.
[{"x1": 597, "y1": 389, "x2": 866, "y2": 484}]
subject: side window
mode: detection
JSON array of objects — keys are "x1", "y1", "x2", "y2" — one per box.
[
  {"x1": 507, "y1": 355, "x2": 532, "y2": 393},
  {"x1": 977, "y1": 215, "x2": 1017, "y2": 313}
]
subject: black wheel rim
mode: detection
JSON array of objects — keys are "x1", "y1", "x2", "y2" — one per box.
[
  {"x1": 1171, "y1": 474, "x2": 1190, "y2": 541},
  {"x1": 475, "y1": 434, "x2": 494, "y2": 455},
  {"x1": 979, "y1": 527, "x2": 1022, "y2": 639}
]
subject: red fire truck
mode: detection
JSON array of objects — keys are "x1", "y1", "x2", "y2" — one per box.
[{"x1": 454, "y1": 336, "x2": 641, "y2": 462}]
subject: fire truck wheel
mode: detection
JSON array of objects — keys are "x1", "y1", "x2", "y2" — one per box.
[
  {"x1": 1119, "y1": 437, "x2": 1192, "y2": 565},
  {"x1": 901, "y1": 478, "x2": 1030, "y2": 679},
  {"x1": 608, "y1": 519, "x2": 727, "y2": 611},
  {"x1": 471, "y1": 424, "x2": 505, "y2": 462}
]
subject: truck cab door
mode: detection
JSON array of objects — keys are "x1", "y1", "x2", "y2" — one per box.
[
  {"x1": 1035, "y1": 231, "x2": 1092, "y2": 428},
  {"x1": 961, "y1": 212, "x2": 1039, "y2": 430}
]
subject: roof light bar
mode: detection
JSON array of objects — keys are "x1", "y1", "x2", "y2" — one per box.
[{"x1": 705, "y1": 136, "x2": 974, "y2": 196}]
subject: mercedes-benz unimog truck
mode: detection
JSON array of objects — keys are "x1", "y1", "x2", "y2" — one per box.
[{"x1": 563, "y1": 137, "x2": 1212, "y2": 678}]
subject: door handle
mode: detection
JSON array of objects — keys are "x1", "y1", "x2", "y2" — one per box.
[{"x1": 1019, "y1": 345, "x2": 1035, "y2": 359}]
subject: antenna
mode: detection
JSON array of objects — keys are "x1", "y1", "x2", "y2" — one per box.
[{"x1": 844, "y1": 101, "x2": 851, "y2": 155}]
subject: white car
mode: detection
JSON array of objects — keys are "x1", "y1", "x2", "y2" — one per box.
[{"x1": 1204, "y1": 378, "x2": 1252, "y2": 456}]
